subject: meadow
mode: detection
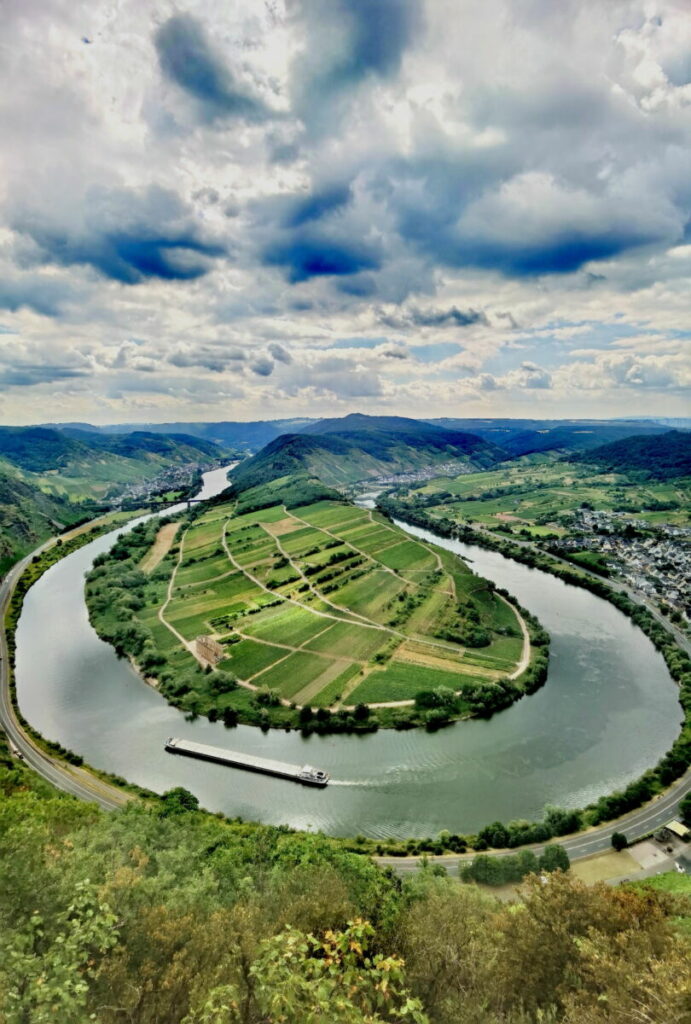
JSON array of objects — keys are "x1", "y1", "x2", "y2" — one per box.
[
  {"x1": 407, "y1": 460, "x2": 691, "y2": 535},
  {"x1": 90, "y1": 497, "x2": 536, "y2": 725}
]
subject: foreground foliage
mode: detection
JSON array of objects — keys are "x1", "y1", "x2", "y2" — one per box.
[{"x1": 0, "y1": 740, "x2": 689, "y2": 1024}]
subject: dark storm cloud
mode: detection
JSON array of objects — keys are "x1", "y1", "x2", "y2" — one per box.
[
  {"x1": 250, "y1": 356, "x2": 274, "y2": 376},
  {"x1": 154, "y1": 14, "x2": 269, "y2": 122},
  {"x1": 167, "y1": 345, "x2": 247, "y2": 373},
  {"x1": 262, "y1": 233, "x2": 380, "y2": 283},
  {"x1": 380, "y1": 306, "x2": 489, "y2": 329},
  {"x1": 14, "y1": 185, "x2": 225, "y2": 285},
  {"x1": 268, "y1": 342, "x2": 292, "y2": 363},
  {"x1": 0, "y1": 363, "x2": 89, "y2": 387},
  {"x1": 282, "y1": 183, "x2": 352, "y2": 228}
]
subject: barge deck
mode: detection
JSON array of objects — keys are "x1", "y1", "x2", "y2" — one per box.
[{"x1": 164, "y1": 737, "x2": 330, "y2": 786}]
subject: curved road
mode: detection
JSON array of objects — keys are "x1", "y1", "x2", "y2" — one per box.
[
  {"x1": 1, "y1": 527, "x2": 688, "y2": 864},
  {"x1": 0, "y1": 540, "x2": 129, "y2": 811}
]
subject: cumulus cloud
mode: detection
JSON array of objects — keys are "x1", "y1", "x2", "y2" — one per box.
[
  {"x1": 291, "y1": 0, "x2": 422, "y2": 132},
  {"x1": 0, "y1": 0, "x2": 689, "y2": 422},
  {"x1": 13, "y1": 185, "x2": 225, "y2": 284},
  {"x1": 154, "y1": 14, "x2": 271, "y2": 123},
  {"x1": 380, "y1": 305, "x2": 489, "y2": 329}
]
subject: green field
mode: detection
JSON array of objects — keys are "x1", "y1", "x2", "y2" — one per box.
[{"x1": 91, "y1": 497, "x2": 532, "y2": 724}]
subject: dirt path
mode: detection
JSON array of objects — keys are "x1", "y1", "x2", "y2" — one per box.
[
  {"x1": 222, "y1": 521, "x2": 390, "y2": 634},
  {"x1": 367, "y1": 509, "x2": 446, "y2": 576},
  {"x1": 158, "y1": 526, "x2": 200, "y2": 660},
  {"x1": 498, "y1": 594, "x2": 531, "y2": 680},
  {"x1": 266, "y1": 525, "x2": 380, "y2": 628},
  {"x1": 288, "y1": 507, "x2": 427, "y2": 594}
]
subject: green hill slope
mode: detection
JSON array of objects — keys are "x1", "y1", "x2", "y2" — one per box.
[
  {"x1": 0, "y1": 464, "x2": 82, "y2": 573},
  {"x1": 229, "y1": 416, "x2": 504, "y2": 501},
  {"x1": 0, "y1": 426, "x2": 221, "y2": 501},
  {"x1": 574, "y1": 430, "x2": 691, "y2": 480}
]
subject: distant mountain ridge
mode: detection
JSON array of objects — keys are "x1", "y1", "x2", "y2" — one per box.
[
  {"x1": 229, "y1": 415, "x2": 505, "y2": 506},
  {"x1": 0, "y1": 426, "x2": 219, "y2": 476},
  {"x1": 573, "y1": 430, "x2": 691, "y2": 480},
  {"x1": 34, "y1": 415, "x2": 686, "y2": 457}
]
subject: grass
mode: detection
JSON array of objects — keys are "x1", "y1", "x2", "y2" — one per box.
[
  {"x1": 304, "y1": 620, "x2": 388, "y2": 659},
  {"x1": 98, "y1": 497, "x2": 533, "y2": 727},
  {"x1": 377, "y1": 540, "x2": 435, "y2": 570},
  {"x1": 220, "y1": 638, "x2": 289, "y2": 679},
  {"x1": 348, "y1": 661, "x2": 479, "y2": 703},
  {"x1": 242, "y1": 605, "x2": 334, "y2": 647},
  {"x1": 253, "y1": 651, "x2": 337, "y2": 699},
  {"x1": 631, "y1": 871, "x2": 691, "y2": 895},
  {"x1": 412, "y1": 461, "x2": 690, "y2": 529}
]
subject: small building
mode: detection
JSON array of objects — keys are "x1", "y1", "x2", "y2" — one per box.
[
  {"x1": 666, "y1": 819, "x2": 690, "y2": 842},
  {"x1": 196, "y1": 635, "x2": 225, "y2": 666}
]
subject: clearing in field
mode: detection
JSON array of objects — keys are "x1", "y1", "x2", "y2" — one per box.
[
  {"x1": 140, "y1": 522, "x2": 180, "y2": 574},
  {"x1": 144, "y1": 498, "x2": 532, "y2": 711}
]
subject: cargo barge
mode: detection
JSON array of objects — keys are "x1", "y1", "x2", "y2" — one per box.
[{"x1": 164, "y1": 737, "x2": 330, "y2": 787}]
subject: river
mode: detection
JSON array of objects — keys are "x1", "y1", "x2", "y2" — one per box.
[{"x1": 15, "y1": 468, "x2": 682, "y2": 838}]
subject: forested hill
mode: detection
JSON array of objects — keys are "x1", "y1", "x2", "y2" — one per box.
[
  {"x1": 229, "y1": 416, "x2": 504, "y2": 502},
  {"x1": 0, "y1": 426, "x2": 223, "y2": 572},
  {"x1": 573, "y1": 430, "x2": 691, "y2": 480},
  {"x1": 426, "y1": 418, "x2": 675, "y2": 457},
  {"x1": 0, "y1": 466, "x2": 81, "y2": 572},
  {"x1": 1, "y1": 729, "x2": 689, "y2": 1022},
  {"x1": 0, "y1": 426, "x2": 220, "y2": 474}
]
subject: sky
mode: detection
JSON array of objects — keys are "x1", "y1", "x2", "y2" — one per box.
[{"x1": 0, "y1": 0, "x2": 690, "y2": 425}]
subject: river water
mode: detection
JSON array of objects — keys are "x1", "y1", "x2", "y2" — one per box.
[{"x1": 15, "y1": 468, "x2": 682, "y2": 838}]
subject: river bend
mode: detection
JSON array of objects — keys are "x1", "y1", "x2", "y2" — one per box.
[{"x1": 15, "y1": 470, "x2": 682, "y2": 837}]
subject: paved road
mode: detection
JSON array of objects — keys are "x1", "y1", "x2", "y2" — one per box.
[
  {"x1": 0, "y1": 541, "x2": 128, "y2": 811},
  {"x1": 376, "y1": 767, "x2": 691, "y2": 875}
]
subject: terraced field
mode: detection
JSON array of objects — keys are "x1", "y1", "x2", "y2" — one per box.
[{"x1": 142, "y1": 498, "x2": 529, "y2": 710}]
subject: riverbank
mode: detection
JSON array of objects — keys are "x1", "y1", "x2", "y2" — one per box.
[{"x1": 9, "y1": 465, "x2": 683, "y2": 847}]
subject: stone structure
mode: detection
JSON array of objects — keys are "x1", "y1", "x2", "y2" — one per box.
[{"x1": 196, "y1": 635, "x2": 225, "y2": 666}]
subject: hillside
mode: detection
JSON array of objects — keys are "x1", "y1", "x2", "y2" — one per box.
[
  {"x1": 427, "y1": 418, "x2": 675, "y2": 457},
  {"x1": 3, "y1": 732, "x2": 688, "y2": 1024},
  {"x1": 46, "y1": 418, "x2": 314, "y2": 450},
  {"x1": 0, "y1": 426, "x2": 221, "y2": 500},
  {"x1": 0, "y1": 464, "x2": 82, "y2": 573},
  {"x1": 574, "y1": 430, "x2": 691, "y2": 480},
  {"x1": 230, "y1": 416, "x2": 504, "y2": 499}
]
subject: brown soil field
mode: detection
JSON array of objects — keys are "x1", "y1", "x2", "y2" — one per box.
[{"x1": 140, "y1": 523, "x2": 180, "y2": 574}]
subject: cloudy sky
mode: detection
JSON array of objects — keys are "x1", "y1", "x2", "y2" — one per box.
[{"x1": 1, "y1": 0, "x2": 690, "y2": 424}]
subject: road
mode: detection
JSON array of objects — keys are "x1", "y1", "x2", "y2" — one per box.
[
  {"x1": 1, "y1": 528, "x2": 688, "y2": 867},
  {"x1": 375, "y1": 764, "x2": 691, "y2": 875},
  {"x1": 0, "y1": 540, "x2": 129, "y2": 811}
]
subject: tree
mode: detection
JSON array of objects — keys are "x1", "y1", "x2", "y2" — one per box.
[
  {"x1": 184, "y1": 919, "x2": 429, "y2": 1024},
  {"x1": 611, "y1": 831, "x2": 628, "y2": 851},
  {"x1": 679, "y1": 791, "x2": 691, "y2": 828},
  {"x1": 160, "y1": 787, "x2": 200, "y2": 816},
  {"x1": 539, "y1": 844, "x2": 570, "y2": 873},
  {"x1": 1, "y1": 881, "x2": 117, "y2": 1024}
]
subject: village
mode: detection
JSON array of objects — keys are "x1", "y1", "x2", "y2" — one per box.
[
  {"x1": 554, "y1": 508, "x2": 690, "y2": 625},
  {"x1": 110, "y1": 462, "x2": 210, "y2": 507}
]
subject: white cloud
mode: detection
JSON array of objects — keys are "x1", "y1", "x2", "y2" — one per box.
[{"x1": 0, "y1": 0, "x2": 689, "y2": 423}]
